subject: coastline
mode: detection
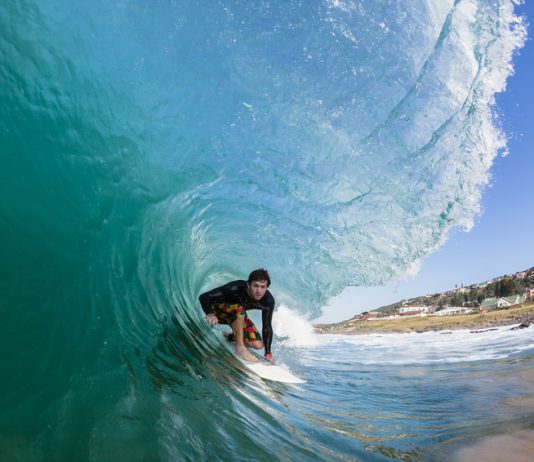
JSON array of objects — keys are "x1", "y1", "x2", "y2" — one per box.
[{"x1": 313, "y1": 303, "x2": 534, "y2": 335}]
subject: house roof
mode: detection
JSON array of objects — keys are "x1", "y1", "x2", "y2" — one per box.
[
  {"x1": 501, "y1": 295, "x2": 519, "y2": 303},
  {"x1": 480, "y1": 298, "x2": 497, "y2": 307}
]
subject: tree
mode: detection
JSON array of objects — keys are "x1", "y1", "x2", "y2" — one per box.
[
  {"x1": 451, "y1": 292, "x2": 464, "y2": 306},
  {"x1": 485, "y1": 282, "x2": 496, "y2": 298},
  {"x1": 502, "y1": 276, "x2": 515, "y2": 296},
  {"x1": 468, "y1": 287, "x2": 478, "y2": 302}
]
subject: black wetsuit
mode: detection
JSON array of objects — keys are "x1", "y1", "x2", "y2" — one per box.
[{"x1": 199, "y1": 280, "x2": 275, "y2": 355}]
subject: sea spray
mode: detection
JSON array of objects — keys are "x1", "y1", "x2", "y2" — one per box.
[{"x1": 273, "y1": 305, "x2": 320, "y2": 347}]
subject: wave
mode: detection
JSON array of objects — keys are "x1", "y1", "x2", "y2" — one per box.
[{"x1": 0, "y1": 0, "x2": 526, "y2": 460}]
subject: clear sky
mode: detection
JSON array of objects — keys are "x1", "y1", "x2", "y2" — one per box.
[{"x1": 318, "y1": 1, "x2": 534, "y2": 323}]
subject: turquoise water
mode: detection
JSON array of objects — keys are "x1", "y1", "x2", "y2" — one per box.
[
  {"x1": 0, "y1": 1, "x2": 530, "y2": 460},
  {"x1": 293, "y1": 326, "x2": 534, "y2": 461}
]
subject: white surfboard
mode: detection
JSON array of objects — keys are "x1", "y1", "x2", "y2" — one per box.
[{"x1": 221, "y1": 336, "x2": 305, "y2": 384}]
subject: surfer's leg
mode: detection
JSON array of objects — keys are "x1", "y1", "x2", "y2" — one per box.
[
  {"x1": 224, "y1": 333, "x2": 263, "y2": 349},
  {"x1": 231, "y1": 315, "x2": 258, "y2": 362},
  {"x1": 246, "y1": 340, "x2": 263, "y2": 349},
  {"x1": 242, "y1": 317, "x2": 263, "y2": 349},
  {"x1": 224, "y1": 333, "x2": 262, "y2": 348},
  {"x1": 220, "y1": 306, "x2": 263, "y2": 354}
]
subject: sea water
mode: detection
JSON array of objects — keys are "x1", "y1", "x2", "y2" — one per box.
[
  {"x1": 284, "y1": 321, "x2": 534, "y2": 461},
  {"x1": 0, "y1": 1, "x2": 530, "y2": 460}
]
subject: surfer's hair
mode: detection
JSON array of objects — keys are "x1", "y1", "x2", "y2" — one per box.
[{"x1": 248, "y1": 268, "x2": 271, "y2": 287}]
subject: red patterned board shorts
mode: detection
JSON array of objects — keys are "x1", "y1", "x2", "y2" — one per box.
[{"x1": 213, "y1": 303, "x2": 261, "y2": 341}]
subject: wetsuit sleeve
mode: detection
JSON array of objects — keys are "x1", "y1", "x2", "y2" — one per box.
[
  {"x1": 198, "y1": 280, "x2": 243, "y2": 315},
  {"x1": 261, "y1": 293, "x2": 275, "y2": 355}
]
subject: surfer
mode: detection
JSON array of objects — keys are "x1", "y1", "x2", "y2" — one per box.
[{"x1": 199, "y1": 268, "x2": 275, "y2": 363}]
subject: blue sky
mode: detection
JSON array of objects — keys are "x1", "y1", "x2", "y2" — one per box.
[{"x1": 318, "y1": 1, "x2": 534, "y2": 323}]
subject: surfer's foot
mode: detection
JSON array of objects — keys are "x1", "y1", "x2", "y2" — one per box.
[{"x1": 236, "y1": 346, "x2": 258, "y2": 362}]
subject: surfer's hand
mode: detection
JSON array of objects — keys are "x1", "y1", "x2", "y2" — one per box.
[
  {"x1": 264, "y1": 353, "x2": 275, "y2": 364},
  {"x1": 205, "y1": 313, "x2": 219, "y2": 325}
]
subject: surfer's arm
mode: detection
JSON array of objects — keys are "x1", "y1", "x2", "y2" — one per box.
[{"x1": 261, "y1": 295, "x2": 275, "y2": 356}]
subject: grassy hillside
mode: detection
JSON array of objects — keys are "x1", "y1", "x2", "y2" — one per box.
[
  {"x1": 369, "y1": 266, "x2": 534, "y2": 315},
  {"x1": 315, "y1": 301, "x2": 534, "y2": 335}
]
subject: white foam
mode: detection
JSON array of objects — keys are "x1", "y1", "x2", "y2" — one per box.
[
  {"x1": 308, "y1": 324, "x2": 534, "y2": 365},
  {"x1": 273, "y1": 305, "x2": 320, "y2": 347}
]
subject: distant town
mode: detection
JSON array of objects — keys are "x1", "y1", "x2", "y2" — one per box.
[
  {"x1": 315, "y1": 267, "x2": 534, "y2": 334},
  {"x1": 355, "y1": 266, "x2": 534, "y2": 321}
]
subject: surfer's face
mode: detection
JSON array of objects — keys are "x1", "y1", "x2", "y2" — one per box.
[{"x1": 247, "y1": 280, "x2": 268, "y2": 301}]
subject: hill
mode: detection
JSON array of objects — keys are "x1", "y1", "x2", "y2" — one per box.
[
  {"x1": 314, "y1": 266, "x2": 534, "y2": 333},
  {"x1": 314, "y1": 302, "x2": 534, "y2": 335}
]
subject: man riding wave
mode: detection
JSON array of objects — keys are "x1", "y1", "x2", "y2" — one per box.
[{"x1": 199, "y1": 269, "x2": 275, "y2": 363}]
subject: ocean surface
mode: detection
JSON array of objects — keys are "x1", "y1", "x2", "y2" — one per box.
[{"x1": 0, "y1": 0, "x2": 531, "y2": 460}]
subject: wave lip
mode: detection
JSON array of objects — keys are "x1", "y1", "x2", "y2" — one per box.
[{"x1": 1, "y1": 0, "x2": 525, "y2": 313}]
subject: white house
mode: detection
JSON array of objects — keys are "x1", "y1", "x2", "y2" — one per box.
[
  {"x1": 398, "y1": 306, "x2": 431, "y2": 317},
  {"x1": 496, "y1": 294, "x2": 523, "y2": 308},
  {"x1": 480, "y1": 294, "x2": 524, "y2": 311},
  {"x1": 434, "y1": 307, "x2": 474, "y2": 317}
]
